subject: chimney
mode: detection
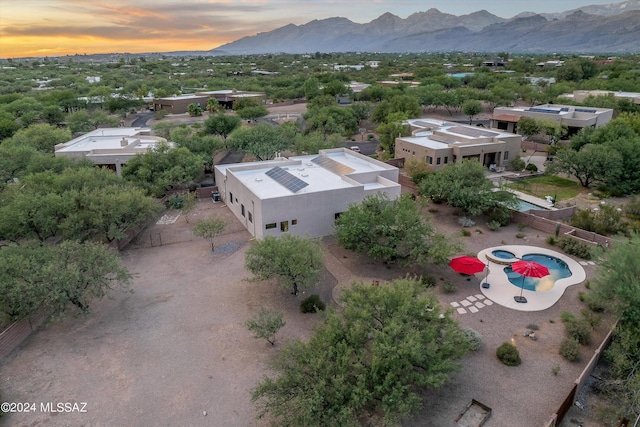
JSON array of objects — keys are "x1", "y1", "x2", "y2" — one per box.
[{"x1": 120, "y1": 137, "x2": 128, "y2": 147}]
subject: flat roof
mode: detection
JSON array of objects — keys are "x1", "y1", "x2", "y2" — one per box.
[
  {"x1": 404, "y1": 119, "x2": 519, "y2": 148},
  {"x1": 156, "y1": 94, "x2": 208, "y2": 101},
  {"x1": 218, "y1": 149, "x2": 397, "y2": 199},
  {"x1": 55, "y1": 128, "x2": 162, "y2": 153}
]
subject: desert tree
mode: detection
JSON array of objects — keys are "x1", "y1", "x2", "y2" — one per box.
[
  {"x1": 192, "y1": 216, "x2": 226, "y2": 251},
  {"x1": 245, "y1": 234, "x2": 323, "y2": 296},
  {"x1": 246, "y1": 307, "x2": 286, "y2": 346},
  {"x1": 252, "y1": 278, "x2": 471, "y2": 426}
]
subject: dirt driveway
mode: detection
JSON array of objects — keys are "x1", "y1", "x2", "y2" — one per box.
[{"x1": 0, "y1": 200, "x2": 331, "y2": 426}]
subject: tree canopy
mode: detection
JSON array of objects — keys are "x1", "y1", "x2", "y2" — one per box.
[
  {"x1": 122, "y1": 142, "x2": 203, "y2": 196},
  {"x1": 335, "y1": 193, "x2": 458, "y2": 265},
  {"x1": 203, "y1": 112, "x2": 241, "y2": 142},
  {"x1": 252, "y1": 278, "x2": 470, "y2": 426},
  {"x1": 0, "y1": 240, "x2": 131, "y2": 322},
  {"x1": 245, "y1": 234, "x2": 323, "y2": 295},
  {"x1": 418, "y1": 160, "x2": 518, "y2": 217},
  {"x1": 229, "y1": 123, "x2": 293, "y2": 161}
]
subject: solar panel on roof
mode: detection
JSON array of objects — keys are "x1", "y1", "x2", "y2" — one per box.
[
  {"x1": 430, "y1": 134, "x2": 459, "y2": 144},
  {"x1": 265, "y1": 166, "x2": 309, "y2": 193},
  {"x1": 311, "y1": 156, "x2": 355, "y2": 176},
  {"x1": 448, "y1": 126, "x2": 499, "y2": 138}
]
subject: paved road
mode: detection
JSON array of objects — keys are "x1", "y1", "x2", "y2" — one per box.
[
  {"x1": 130, "y1": 112, "x2": 154, "y2": 127},
  {"x1": 342, "y1": 141, "x2": 378, "y2": 156}
]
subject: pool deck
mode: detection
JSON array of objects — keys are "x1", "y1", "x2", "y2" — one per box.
[{"x1": 476, "y1": 245, "x2": 586, "y2": 312}]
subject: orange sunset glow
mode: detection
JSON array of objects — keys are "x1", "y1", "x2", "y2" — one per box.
[{"x1": 0, "y1": 0, "x2": 619, "y2": 58}]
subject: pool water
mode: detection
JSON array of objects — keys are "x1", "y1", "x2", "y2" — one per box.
[
  {"x1": 492, "y1": 250, "x2": 516, "y2": 259},
  {"x1": 504, "y1": 254, "x2": 572, "y2": 292},
  {"x1": 517, "y1": 200, "x2": 549, "y2": 212}
]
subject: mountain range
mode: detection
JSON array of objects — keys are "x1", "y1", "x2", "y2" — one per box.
[{"x1": 211, "y1": 1, "x2": 640, "y2": 54}]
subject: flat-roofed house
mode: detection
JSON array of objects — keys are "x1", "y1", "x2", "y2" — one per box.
[
  {"x1": 54, "y1": 128, "x2": 166, "y2": 175},
  {"x1": 214, "y1": 148, "x2": 400, "y2": 239},
  {"x1": 152, "y1": 94, "x2": 210, "y2": 114},
  {"x1": 196, "y1": 89, "x2": 266, "y2": 110},
  {"x1": 491, "y1": 104, "x2": 613, "y2": 136},
  {"x1": 394, "y1": 119, "x2": 522, "y2": 172}
]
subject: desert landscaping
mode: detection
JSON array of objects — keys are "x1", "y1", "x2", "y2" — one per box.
[{"x1": 0, "y1": 193, "x2": 615, "y2": 426}]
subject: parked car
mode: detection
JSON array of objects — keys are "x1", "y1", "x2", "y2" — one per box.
[{"x1": 350, "y1": 146, "x2": 361, "y2": 153}]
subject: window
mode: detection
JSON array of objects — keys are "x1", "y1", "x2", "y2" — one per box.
[
  {"x1": 444, "y1": 156, "x2": 448, "y2": 164},
  {"x1": 248, "y1": 212, "x2": 252, "y2": 223},
  {"x1": 436, "y1": 157, "x2": 441, "y2": 165},
  {"x1": 280, "y1": 221, "x2": 289, "y2": 232},
  {"x1": 426, "y1": 156, "x2": 433, "y2": 164},
  {"x1": 291, "y1": 219, "x2": 298, "y2": 225},
  {"x1": 497, "y1": 121, "x2": 508, "y2": 131},
  {"x1": 412, "y1": 151, "x2": 415, "y2": 155},
  {"x1": 504, "y1": 151, "x2": 509, "y2": 160},
  {"x1": 265, "y1": 223, "x2": 277, "y2": 230},
  {"x1": 229, "y1": 192, "x2": 233, "y2": 204},
  {"x1": 241, "y1": 204, "x2": 245, "y2": 217}
]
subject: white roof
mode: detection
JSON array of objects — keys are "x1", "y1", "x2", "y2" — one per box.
[
  {"x1": 218, "y1": 149, "x2": 396, "y2": 199},
  {"x1": 55, "y1": 128, "x2": 163, "y2": 154}
]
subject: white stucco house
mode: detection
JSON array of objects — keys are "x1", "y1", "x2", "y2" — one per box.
[{"x1": 214, "y1": 148, "x2": 401, "y2": 239}]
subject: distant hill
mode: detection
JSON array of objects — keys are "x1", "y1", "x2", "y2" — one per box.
[{"x1": 211, "y1": 1, "x2": 640, "y2": 54}]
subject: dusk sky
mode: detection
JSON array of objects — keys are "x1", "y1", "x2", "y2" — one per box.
[{"x1": 0, "y1": 0, "x2": 620, "y2": 58}]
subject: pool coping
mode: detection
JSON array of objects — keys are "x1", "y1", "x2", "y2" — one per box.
[{"x1": 476, "y1": 245, "x2": 586, "y2": 312}]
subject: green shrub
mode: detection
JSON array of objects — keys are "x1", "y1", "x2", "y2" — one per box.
[
  {"x1": 516, "y1": 233, "x2": 525, "y2": 239},
  {"x1": 487, "y1": 220, "x2": 501, "y2": 231},
  {"x1": 557, "y1": 236, "x2": 592, "y2": 260},
  {"x1": 300, "y1": 294, "x2": 326, "y2": 313},
  {"x1": 581, "y1": 309, "x2": 602, "y2": 329},
  {"x1": 496, "y1": 342, "x2": 521, "y2": 366},
  {"x1": 569, "y1": 205, "x2": 627, "y2": 236},
  {"x1": 463, "y1": 327, "x2": 483, "y2": 351},
  {"x1": 559, "y1": 338, "x2": 581, "y2": 361},
  {"x1": 411, "y1": 171, "x2": 429, "y2": 185},
  {"x1": 510, "y1": 155, "x2": 526, "y2": 171},
  {"x1": 487, "y1": 205, "x2": 512, "y2": 226},
  {"x1": 560, "y1": 311, "x2": 577, "y2": 323},
  {"x1": 525, "y1": 163, "x2": 538, "y2": 173},
  {"x1": 460, "y1": 229, "x2": 471, "y2": 237},
  {"x1": 625, "y1": 197, "x2": 640, "y2": 220},
  {"x1": 420, "y1": 275, "x2": 436, "y2": 288},
  {"x1": 552, "y1": 365, "x2": 561, "y2": 376},
  {"x1": 167, "y1": 194, "x2": 184, "y2": 209},
  {"x1": 442, "y1": 280, "x2": 457, "y2": 294},
  {"x1": 475, "y1": 228, "x2": 483, "y2": 234},
  {"x1": 565, "y1": 320, "x2": 591, "y2": 345},
  {"x1": 585, "y1": 293, "x2": 606, "y2": 313},
  {"x1": 153, "y1": 110, "x2": 168, "y2": 120},
  {"x1": 546, "y1": 236, "x2": 556, "y2": 245},
  {"x1": 517, "y1": 223, "x2": 527, "y2": 231}
]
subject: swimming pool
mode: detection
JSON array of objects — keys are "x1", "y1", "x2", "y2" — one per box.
[
  {"x1": 517, "y1": 200, "x2": 549, "y2": 212},
  {"x1": 504, "y1": 254, "x2": 572, "y2": 292},
  {"x1": 491, "y1": 250, "x2": 516, "y2": 259}
]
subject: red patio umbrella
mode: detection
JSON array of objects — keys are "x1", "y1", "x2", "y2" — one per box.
[
  {"x1": 511, "y1": 260, "x2": 550, "y2": 303},
  {"x1": 448, "y1": 256, "x2": 486, "y2": 275}
]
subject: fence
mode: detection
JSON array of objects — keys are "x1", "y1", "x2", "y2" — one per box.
[
  {"x1": 511, "y1": 210, "x2": 613, "y2": 248},
  {"x1": 0, "y1": 308, "x2": 49, "y2": 360},
  {"x1": 543, "y1": 323, "x2": 617, "y2": 426},
  {"x1": 131, "y1": 229, "x2": 196, "y2": 249}
]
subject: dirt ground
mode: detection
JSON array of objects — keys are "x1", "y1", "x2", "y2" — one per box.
[{"x1": 0, "y1": 194, "x2": 615, "y2": 427}]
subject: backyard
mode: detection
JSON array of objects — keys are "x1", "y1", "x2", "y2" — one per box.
[
  {"x1": 0, "y1": 197, "x2": 614, "y2": 427},
  {"x1": 507, "y1": 175, "x2": 585, "y2": 203}
]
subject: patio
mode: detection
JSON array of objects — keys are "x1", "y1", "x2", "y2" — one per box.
[{"x1": 477, "y1": 245, "x2": 586, "y2": 312}]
